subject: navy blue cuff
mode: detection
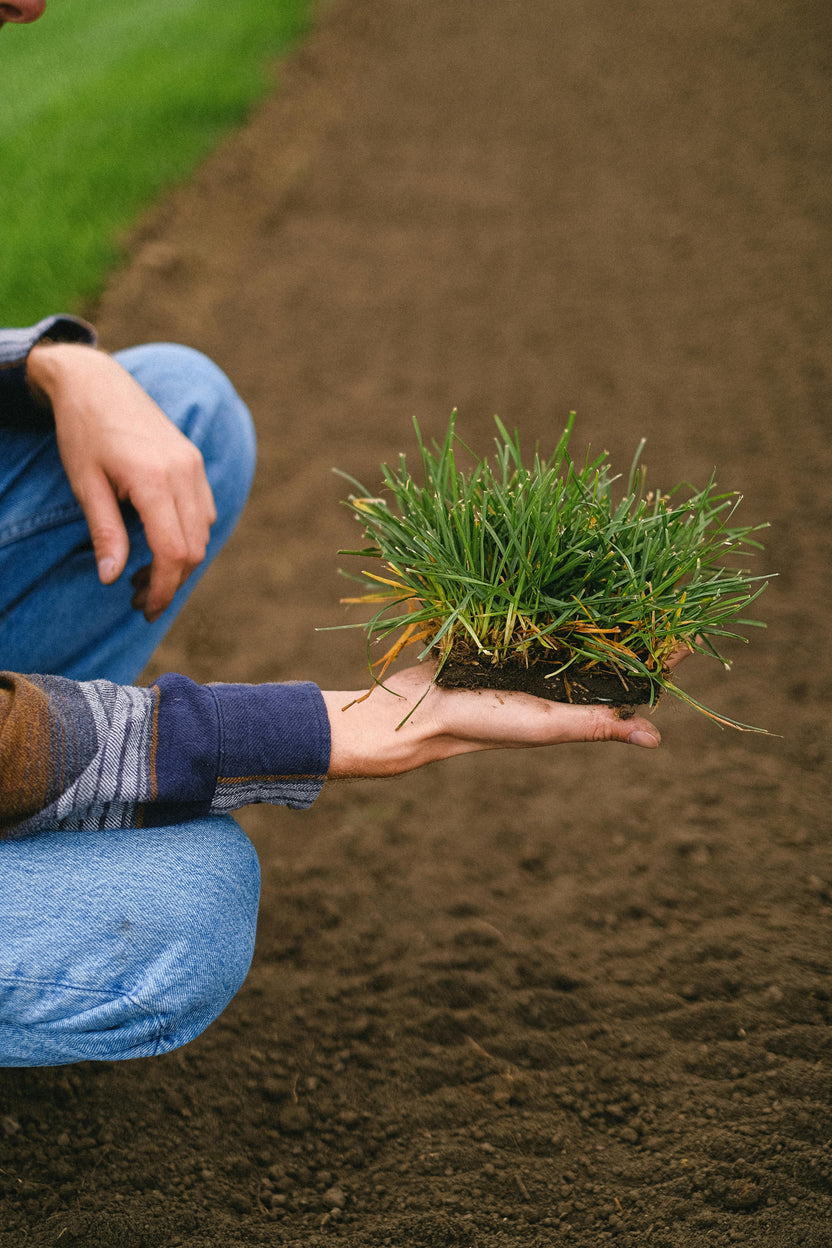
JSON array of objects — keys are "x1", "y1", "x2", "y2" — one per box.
[
  {"x1": 210, "y1": 680, "x2": 331, "y2": 785},
  {"x1": 153, "y1": 674, "x2": 221, "y2": 810}
]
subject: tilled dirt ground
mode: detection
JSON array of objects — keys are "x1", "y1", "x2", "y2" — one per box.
[{"x1": 2, "y1": 1, "x2": 831, "y2": 1245}]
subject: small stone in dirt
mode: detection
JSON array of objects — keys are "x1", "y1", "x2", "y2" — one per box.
[
  {"x1": 260, "y1": 1077, "x2": 287, "y2": 1102},
  {"x1": 323, "y1": 1185, "x2": 346, "y2": 1209},
  {"x1": 722, "y1": 1178, "x2": 762, "y2": 1210},
  {"x1": 278, "y1": 1103, "x2": 311, "y2": 1134},
  {"x1": 344, "y1": 1015, "x2": 372, "y2": 1038},
  {"x1": 227, "y1": 1153, "x2": 255, "y2": 1176}
]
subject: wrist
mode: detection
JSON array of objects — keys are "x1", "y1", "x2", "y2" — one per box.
[
  {"x1": 26, "y1": 341, "x2": 98, "y2": 406},
  {"x1": 321, "y1": 684, "x2": 440, "y2": 779}
]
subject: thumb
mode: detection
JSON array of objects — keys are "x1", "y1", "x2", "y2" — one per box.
[
  {"x1": 77, "y1": 472, "x2": 130, "y2": 586},
  {"x1": 570, "y1": 702, "x2": 661, "y2": 748},
  {"x1": 538, "y1": 700, "x2": 662, "y2": 748},
  {"x1": 617, "y1": 713, "x2": 661, "y2": 749}
]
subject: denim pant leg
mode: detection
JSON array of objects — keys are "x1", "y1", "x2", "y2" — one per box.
[
  {"x1": 0, "y1": 342, "x2": 257, "y2": 683},
  {"x1": 0, "y1": 815, "x2": 260, "y2": 1066}
]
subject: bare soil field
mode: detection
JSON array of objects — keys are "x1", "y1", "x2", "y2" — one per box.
[{"x1": 1, "y1": 1, "x2": 831, "y2": 1244}]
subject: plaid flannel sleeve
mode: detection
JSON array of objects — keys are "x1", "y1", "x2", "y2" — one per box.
[{"x1": 0, "y1": 671, "x2": 331, "y2": 838}]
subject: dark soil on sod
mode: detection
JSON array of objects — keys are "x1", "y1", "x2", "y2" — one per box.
[
  {"x1": 435, "y1": 655, "x2": 655, "y2": 711},
  {"x1": 2, "y1": 1, "x2": 831, "y2": 1245}
]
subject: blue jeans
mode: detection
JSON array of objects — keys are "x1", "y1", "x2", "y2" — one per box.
[{"x1": 0, "y1": 344, "x2": 261, "y2": 1065}]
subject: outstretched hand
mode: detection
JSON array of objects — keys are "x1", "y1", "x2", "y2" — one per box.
[
  {"x1": 322, "y1": 649, "x2": 690, "y2": 779},
  {"x1": 27, "y1": 343, "x2": 216, "y2": 622}
]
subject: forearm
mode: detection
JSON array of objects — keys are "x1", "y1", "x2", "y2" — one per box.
[
  {"x1": 25, "y1": 340, "x2": 135, "y2": 419},
  {"x1": 0, "y1": 672, "x2": 330, "y2": 838},
  {"x1": 24, "y1": 338, "x2": 98, "y2": 408}
]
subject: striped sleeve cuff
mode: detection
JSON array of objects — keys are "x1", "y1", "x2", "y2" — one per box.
[
  {"x1": 152, "y1": 674, "x2": 330, "y2": 819},
  {"x1": 211, "y1": 680, "x2": 331, "y2": 811}
]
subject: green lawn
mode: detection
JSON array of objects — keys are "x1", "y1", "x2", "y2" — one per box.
[{"x1": 0, "y1": 0, "x2": 315, "y2": 325}]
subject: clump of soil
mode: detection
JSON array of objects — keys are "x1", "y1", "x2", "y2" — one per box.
[{"x1": 435, "y1": 648, "x2": 656, "y2": 709}]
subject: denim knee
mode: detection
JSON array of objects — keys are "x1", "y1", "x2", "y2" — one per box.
[
  {"x1": 129, "y1": 816, "x2": 262, "y2": 1060},
  {"x1": 0, "y1": 816, "x2": 261, "y2": 1067}
]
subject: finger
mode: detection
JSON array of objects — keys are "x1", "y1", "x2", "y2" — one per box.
[
  {"x1": 128, "y1": 488, "x2": 190, "y2": 621},
  {"x1": 431, "y1": 681, "x2": 663, "y2": 750},
  {"x1": 143, "y1": 557, "x2": 185, "y2": 623},
  {"x1": 75, "y1": 470, "x2": 130, "y2": 585},
  {"x1": 665, "y1": 642, "x2": 693, "y2": 673},
  {"x1": 132, "y1": 464, "x2": 214, "y2": 621},
  {"x1": 537, "y1": 701, "x2": 662, "y2": 748},
  {"x1": 619, "y1": 714, "x2": 662, "y2": 748},
  {"x1": 170, "y1": 459, "x2": 215, "y2": 572},
  {"x1": 130, "y1": 564, "x2": 151, "y2": 613}
]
